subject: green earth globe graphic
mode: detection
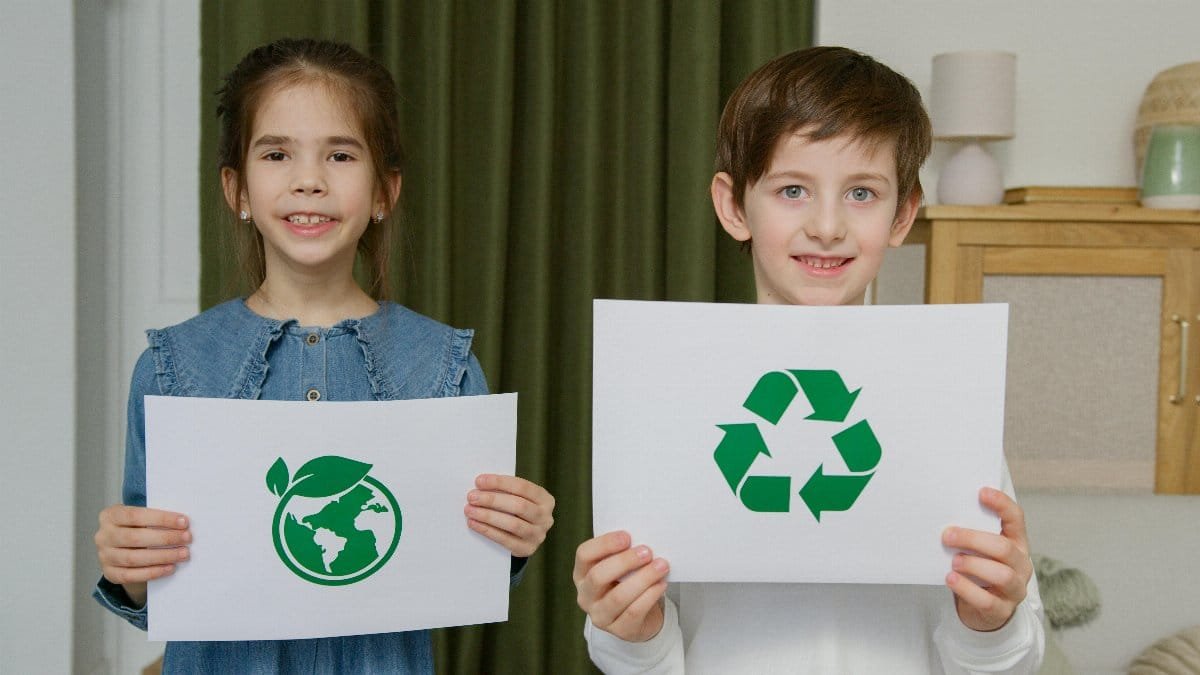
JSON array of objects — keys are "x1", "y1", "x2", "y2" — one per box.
[{"x1": 268, "y1": 456, "x2": 402, "y2": 586}]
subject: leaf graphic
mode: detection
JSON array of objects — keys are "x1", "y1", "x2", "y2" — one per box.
[
  {"x1": 290, "y1": 456, "x2": 372, "y2": 498},
  {"x1": 266, "y1": 457, "x2": 289, "y2": 497}
]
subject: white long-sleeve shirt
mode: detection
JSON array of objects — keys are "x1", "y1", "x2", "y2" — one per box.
[{"x1": 585, "y1": 470, "x2": 1045, "y2": 674}]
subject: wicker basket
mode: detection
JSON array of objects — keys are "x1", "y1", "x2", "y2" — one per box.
[{"x1": 1135, "y1": 62, "x2": 1200, "y2": 179}]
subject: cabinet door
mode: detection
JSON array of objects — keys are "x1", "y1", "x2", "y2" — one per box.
[
  {"x1": 966, "y1": 246, "x2": 1197, "y2": 494},
  {"x1": 1158, "y1": 248, "x2": 1200, "y2": 493}
]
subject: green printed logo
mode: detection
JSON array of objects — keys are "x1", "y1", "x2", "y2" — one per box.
[
  {"x1": 266, "y1": 455, "x2": 401, "y2": 586},
  {"x1": 713, "y1": 370, "x2": 881, "y2": 521}
]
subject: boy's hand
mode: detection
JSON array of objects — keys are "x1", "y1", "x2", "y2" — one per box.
[
  {"x1": 942, "y1": 487, "x2": 1033, "y2": 632},
  {"x1": 574, "y1": 530, "x2": 670, "y2": 643},
  {"x1": 465, "y1": 474, "x2": 555, "y2": 557},
  {"x1": 95, "y1": 504, "x2": 191, "y2": 607}
]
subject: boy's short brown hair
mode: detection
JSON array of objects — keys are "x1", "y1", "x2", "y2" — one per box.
[{"x1": 716, "y1": 46, "x2": 932, "y2": 209}]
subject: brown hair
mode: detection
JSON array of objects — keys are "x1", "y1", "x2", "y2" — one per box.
[
  {"x1": 716, "y1": 46, "x2": 931, "y2": 209},
  {"x1": 216, "y1": 38, "x2": 404, "y2": 299}
]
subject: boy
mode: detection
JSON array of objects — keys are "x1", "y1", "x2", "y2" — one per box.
[{"x1": 573, "y1": 47, "x2": 1045, "y2": 673}]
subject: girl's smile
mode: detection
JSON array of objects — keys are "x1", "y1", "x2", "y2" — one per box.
[{"x1": 282, "y1": 212, "x2": 338, "y2": 238}]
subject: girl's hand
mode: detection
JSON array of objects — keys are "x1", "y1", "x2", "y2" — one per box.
[
  {"x1": 942, "y1": 487, "x2": 1034, "y2": 632},
  {"x1": 95, "y1": 504, "x2": 191, "y2": 607},
  {"x1": 464, "y1": 474, "x2": 555, "y2": 557},
  {"x1": 574, "y1": 530, "x2": 669, "y2": 642}
]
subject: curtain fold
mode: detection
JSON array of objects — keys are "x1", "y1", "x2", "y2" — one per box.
[{"x1": 199, "y1": 3, "x2": 812, "y2": 671}]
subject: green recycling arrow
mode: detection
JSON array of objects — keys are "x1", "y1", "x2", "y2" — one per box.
[
  {"x1": 799, "y1": 465, "x2": 872, "y2": 521},
  {"x1": 713, "y1": 423, "x2": 791, "y2": 512},
  {"x1": 714, "y1": 369, "x2": 880, "y2": 520}
]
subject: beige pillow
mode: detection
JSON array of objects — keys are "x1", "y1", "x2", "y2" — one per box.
[{"x1": 1129, "y1": 625, "x2": 1200, "y2": 674}]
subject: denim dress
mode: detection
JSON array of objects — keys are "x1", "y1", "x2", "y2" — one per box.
[{"x1": 94, "y1": 299, "x2": 523, "y2": 674}]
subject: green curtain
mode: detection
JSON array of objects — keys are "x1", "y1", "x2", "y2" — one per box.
[{"x1": 200, "y1": 2, "x2": 812, "y2": 672}]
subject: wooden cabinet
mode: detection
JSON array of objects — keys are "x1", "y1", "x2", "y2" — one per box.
[{"x1": 909, "y1": 204, "x2": 1200, "y2": 493}]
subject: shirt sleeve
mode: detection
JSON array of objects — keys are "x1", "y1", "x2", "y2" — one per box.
[
  {"x1": 932, "y1": 461, "x2": 1046, "y2": 674},
  {"x1": 584, "y1": 592, "x2": 686, "y2": 674},
  {"x1": 91, "y1": 348, "x2": 159, "y2": 631},
  {"x1": 460, "y1": 352, "x2": 489, "y2": 397}
]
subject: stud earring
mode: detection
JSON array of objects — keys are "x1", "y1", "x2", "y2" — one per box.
[
  {"x1": 239, "y1": 210, "x2": 250, "y2": 222},
  {"x1": 373, "y1": 212, "x2": 384, "y2": 224}
]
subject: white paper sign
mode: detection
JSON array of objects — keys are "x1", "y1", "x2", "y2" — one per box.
[
  {"x1": 145, "y1": 394, "x2": 517, "y2": 641},
  {"x1": 592, "y1": 300, "x2": 1008, "y2": 584}
]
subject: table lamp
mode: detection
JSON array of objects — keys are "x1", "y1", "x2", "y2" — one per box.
[{"x1": 930, "y1": 51, "x2": 1016, "y2": 205}]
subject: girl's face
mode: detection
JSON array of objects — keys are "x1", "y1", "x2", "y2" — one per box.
[{"x1": 229, "y1": 82, "x2": 384, "y2": 282}]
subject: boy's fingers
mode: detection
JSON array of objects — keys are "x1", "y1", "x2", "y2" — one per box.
[
  {"x1": 981, "y1": 487, "x2": 1029, "y2": 550},
  {"x1": 943, "y1": 528, "x2": 1028, "y2": 574},
  {"x1": 947, "y1": 571, "x2": 1012, "y2": 623},
  {"x1": 592, "y1": 558, "x2": 670, "y2": 626},
  {"x1": 951, "y1": 554, "x2": 1026, "y2": 602},
  {"x1": 579, "y1": 546, "x2": 657, "y2": 601},
  {"x1": 592, "y1": 557, "x2": 672, "y2": 619},
  {"x1": 573, "y1": 531, "x2": 631, "y2": 582},
  {"x1": 613, "y1": 579, "x2": 668, "y2": 633}
]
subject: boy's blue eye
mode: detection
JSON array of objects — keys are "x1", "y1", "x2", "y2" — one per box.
[
  {"x1": 848, "y1": 187, "x2": 874, "y2": 202},
  {"x1": 781, "y1": 186, "x2": 806, "y2": 200}
]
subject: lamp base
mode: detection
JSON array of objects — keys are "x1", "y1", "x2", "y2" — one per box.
[{"x1": 937, "y1": 141, "x2": 1004, "y2": 205}]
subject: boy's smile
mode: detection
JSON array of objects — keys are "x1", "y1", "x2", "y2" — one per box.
[{"x1": 712, "y1": 130, "x2": 918, "y2": 306}]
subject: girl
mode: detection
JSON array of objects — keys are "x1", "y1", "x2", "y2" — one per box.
[{"x1": 93, "y1": 38, "x2": 555, "y2": 673}]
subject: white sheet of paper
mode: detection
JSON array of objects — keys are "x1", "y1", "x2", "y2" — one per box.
[
  {"x1": 592, "y1": 300, "x2": 1008, "y2": 584},
  {"x1": 145, "y1": 394, "x2": 517, "y2": 641}
]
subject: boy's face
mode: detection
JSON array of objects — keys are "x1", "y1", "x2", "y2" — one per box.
[{"x1": 712, "y1": 130, "x2": 918, "y2": 306}]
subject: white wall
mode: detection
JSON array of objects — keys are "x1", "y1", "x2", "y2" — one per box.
[
  {"x1": 819, "y1": 0, "x2": 1200, "y2": 201},
  {"x1": 90, "y1": 2, "x2": 202, "y2": 672},
  {"x1": 1, "y1": 1, "x2": 77, "y2": 673},
  {"x1": 0, "y1": 2, "x2": 199, "y2": 673},
  {"x1": 820, "y1": 4, "x2": 1200, "y2": 673}
]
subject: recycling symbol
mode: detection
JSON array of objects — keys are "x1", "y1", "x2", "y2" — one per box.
[{"x1": 712, "y1": 370, "x2": 880, "y2": 521}]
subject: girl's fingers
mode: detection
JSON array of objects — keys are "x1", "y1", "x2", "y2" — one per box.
[
  {"x1": 104, "y1": 563, "x2": 177, "y2": 585},
  {"x1": 100, "y1": 545, "x2": 190, "y2": 570},
  {"x1": 101, "y1": 505, "x2": 189, "y2": 530},
  {"x1": 464, "y1": 504, "x2": 542, "y2": 543},
  {"x1": 467, "y1": 517, "x2": 534, "y2": 557},
  {"x1": 101, "y1": 525, "x2": 192, "y2": 549},
  {"x1": 467, "y1": 490, "x2": 546, "y2": 524},
  {"x1": 474, "y1": 474, "x2": 554, "y2": 508}
]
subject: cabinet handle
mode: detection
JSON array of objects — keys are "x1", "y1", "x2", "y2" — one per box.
[{"x1": 1170, "y1": 314, "x2": 1189, "y2": 404}]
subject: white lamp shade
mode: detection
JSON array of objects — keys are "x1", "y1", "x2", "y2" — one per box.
[{"x1": 930, "y1": 51, "x2": 1016, "y2": 140}]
